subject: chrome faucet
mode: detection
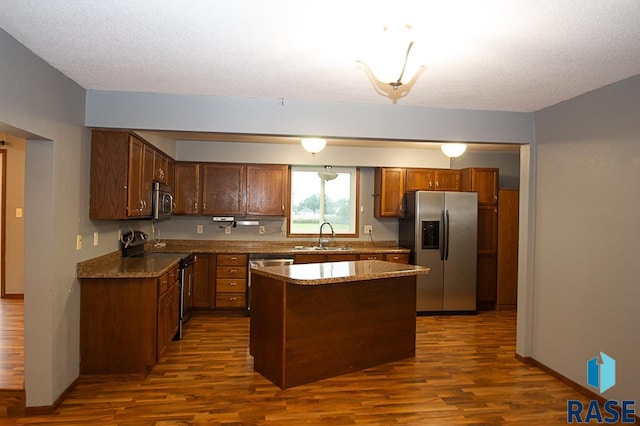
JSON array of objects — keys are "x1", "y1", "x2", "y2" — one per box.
[{"x1": 318, "y1": 221, "x2": 335, "y2": 249}]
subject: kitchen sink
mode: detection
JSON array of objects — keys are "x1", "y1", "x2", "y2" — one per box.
[{"x1": 293, "y1": 246, "x2": 353, "y2": 251}]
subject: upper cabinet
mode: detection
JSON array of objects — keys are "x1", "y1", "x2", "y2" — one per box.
[
  {"x1": 374, "y1": 168, "x2": 405, "y2": 218},
  {"x1": 460, "y1": 168, "x2": 498, "y2": 206},
  {"x1": 375, "y1": 167, "x2": 461, "y2": 218},
  {"x1": 405, "y1": 168, "x2": 460, "y2": 192},
  {"x1": 201, "y1": 163, "x2": 246, "y2": 216},
  {"x1": 153, "y1": 149, "x2": 174, "y2": 187},
  {"x1": 246, "y1": 164, "x2": 289, "y2": 216},
  {"x1": 90, "y1": 130, "x2": 160, "y2": 220},
  {"x1": 175, "y1": 162, "x2": 288, "y2": 217},
  {"x1": 174, "y1": 162, "x2": 200, "y2": 215}
]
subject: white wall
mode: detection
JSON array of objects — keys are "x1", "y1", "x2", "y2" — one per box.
[{"x1": 533, "y1": 73, "x2": 640, "y2": 402}]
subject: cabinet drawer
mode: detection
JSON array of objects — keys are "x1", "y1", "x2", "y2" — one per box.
[
  {"x1": 216, "y1": 279, "x2": 247, "y2": 293},
  {"x1": 360, "y1": 253, "x2": 382, "y2": 260},
  {"x1": 217, "y1": 254, "x2": 247, "y2": 266},
  {"x1": 158, "y1": 272, "x2": 169, "y2": 295},
  {"x1": 216, "y1": 266, "x2": 247, "y2": 279},
  {"x1": 215, "y1": 293, "x2": 247, "y2": 308},
  {"x1": 385, "y1": 253, "x2": 410, "y2": 264}
]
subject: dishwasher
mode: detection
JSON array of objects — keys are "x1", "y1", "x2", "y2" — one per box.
[{"x1": 248, "y1": 253, "x2": 294, "y2": 311}]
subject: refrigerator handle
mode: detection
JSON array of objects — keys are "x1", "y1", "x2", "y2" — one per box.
[
  {"x1": 440, "y1": 211, "x2": 446, "y2": 261},
  {"x1": 444, "y1": 209, "x2": 450, "y2": 261}
]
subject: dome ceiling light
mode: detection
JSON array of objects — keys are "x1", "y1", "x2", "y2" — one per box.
[
  {"x1": 301, "y1": 138, "x2": 327, "y2": 154},
  {"x1": 441, "y1": 143, "x2": 467, "y2": 159}
]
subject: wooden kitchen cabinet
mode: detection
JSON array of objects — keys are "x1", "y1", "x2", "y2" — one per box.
[
  {"x1": 215, "y1": 254, "x2": 248, "y2": 309},
  {"x1": 90, "y1": 130, "x2": 156, "y2": 219},
  {"x1": 405, "y1": 168, "x2": 460, "y2": 192},
  {"x1": 174, "y1": 162, "x2": 200, "y2": 215},
  {"x1": 374, "y1": 167, "x2": 405, "y2": 217},
  {"x1": 153, "y1": 150, "x2": 173, "y2": 186},
  {"x1": 461, "y1": 168, "x2": 498, "y2": 206},
  {"x1": 157, "y1": 266, "x2": 179, "y2": 359},
  {"x1": 385, "y1": 253, "x2": 410, "y2": 264},
  {"x1": 80, "y1": 265, "x2": 180, "y2": 374},
  {"x1": 461, "y1": 167, "x2": 499, "y2": 310},
  {"x1": 497, "y1": 189, "x2": 519, "y2": 307},
  {"x1": 477, "y1": 205, "x2": 498, "y2": 253},
  {"x1": 201, "y1": 163, "x2": 246, "y2": 216},
  {"x1": 246, "y1": 164, "x2": 288, "y2": 216},
  {"x1": 192, "y1": 254, "x2": 216, "y2": 309}
]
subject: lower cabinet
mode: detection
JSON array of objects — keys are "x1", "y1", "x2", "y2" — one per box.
[
  {"x1": 157, "y1": 266, "x2": 179, "y2": 359},
  {"x1": 193, "y1": 254, "x2": 216, "y2": 309},
  {"x1": 215, "y1": 254, "x2": 248, "y2": 309},
  {"x1": 79, "y1": 265, "x2": 180, "y2": 375}
]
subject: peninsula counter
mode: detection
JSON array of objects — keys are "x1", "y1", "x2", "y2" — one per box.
[{"x1": 249, "y1": 260, "x2": 430, "y2": 389}]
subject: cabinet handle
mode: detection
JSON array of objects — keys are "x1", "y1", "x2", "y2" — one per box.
[
  {"x1": 229, "y1": 297, "x2": 237, "y2": 301},
  {"x1": 229, "y1": 269, "x2": 237, "y2": 273},
  {"x1": 228, "y1": 282, "x2": 237, "y2": 286},
  {"x1": 230, "y1": 257, "x2": 238, "y2": 261}
]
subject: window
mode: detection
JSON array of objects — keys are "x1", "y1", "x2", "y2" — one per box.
[{"x1": 289, "y1": 166, "x2": 359, "y2": 236}]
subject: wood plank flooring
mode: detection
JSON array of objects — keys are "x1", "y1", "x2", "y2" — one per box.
[
  {"x1": 0, "y1": 298, "x2": 24, "y2": 390},
  {"x1": 0, "y1": 305, "x2": 594, "y2": 424}
]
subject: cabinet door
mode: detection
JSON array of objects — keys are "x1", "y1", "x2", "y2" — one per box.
[
  {"x1": 477, "y1": 253, "x2": 497, "y2": 309},
  {"x1": 141, "y1": 144, "x2": 155, "y2": 216},
  {"x1": 174, "y1": 163, "x2": 200, "y2": 215},
  {"x1": 461, "y1": 168, "x2": 498, "y2": 206},
  {"x1": 246, "y1": 164, "x2": 288, "y2": 216},
  {"x1": 153, "y1": 150, "x2": 170, "y2": 184},
  {"x1": 434, "y1": 169, "x2": 461, "y2": 191},
  {"x1": 374, "y1": 168, "x2": 405, "y2": 217},
  {"x1": 477, "y1": 206, "x2": 498, "y2": 254},
  {"x1": 127, "y1": 137, "x2": 145, "y2": 217},
  {"x1": 193, "y1": 254, "x2": 215, "y2": 308},
  {"x1": 202, "y1": 163, "x2": 246, "y2": 216},
  {"x1": 405, "y1": 168, "x2": 435, "y2": 191},
  {"x1": 90, "y1": 131, "x2": 129, "y2": 219}
]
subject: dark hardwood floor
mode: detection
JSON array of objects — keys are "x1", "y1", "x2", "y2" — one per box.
[{"x1": 0, "y1": 304, "x2": 593, "y2": 425}]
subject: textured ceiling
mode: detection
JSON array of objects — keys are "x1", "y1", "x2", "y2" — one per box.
[{"x1": 1, "y1": 0, "x2": 640, "y2": 113}]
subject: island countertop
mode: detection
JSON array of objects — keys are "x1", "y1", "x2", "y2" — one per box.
[{"x1": 249, "y1": 259, "x2": 430, "y2": 285}]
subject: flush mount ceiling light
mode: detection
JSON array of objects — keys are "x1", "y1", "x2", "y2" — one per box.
[
  {"x1": 301, "y1": 138, "x2": 327, "y2": 154},
  {"x1": 318, "y1": 165, "x2": 338, "y2": 181},
  {"x1": 357, "y1": 24, "x2": 425, "y2": 100},
  {"x1": 441, "y1": 143, "x2": 467, "y2": 159}
]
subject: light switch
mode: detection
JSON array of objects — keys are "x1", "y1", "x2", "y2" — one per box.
[
  {"x1": 16, "y1": 208, "x2": 23, "y2": 218},
  {"x1": 93, "y1": 232, "x2": 99, "y2": 246},
  {"x1": 76, "y1": 235, "x2": 82, "y2": 251}
]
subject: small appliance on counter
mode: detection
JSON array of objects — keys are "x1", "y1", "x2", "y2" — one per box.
[{"x1": 120, "y1": 231, "x2": 149, "y2": 257}]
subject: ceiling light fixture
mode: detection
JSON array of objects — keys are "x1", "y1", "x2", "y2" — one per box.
[
  {"x1": 318, "y1": 165, "x2": 338, "y2": 181},
  {"x1": 357, "y1": 24, "x2": 425, "y2": 97},
  {"x1": 441, "y1": 143, "x2": 467, "y2": 159},
  {"x1": 301, "y1": 138, "x2": 327, "y2": 154}
]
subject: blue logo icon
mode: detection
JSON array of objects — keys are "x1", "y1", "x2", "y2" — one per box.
[{"x1": 587, "y1": 352, "x2": 615, "y2": 393}]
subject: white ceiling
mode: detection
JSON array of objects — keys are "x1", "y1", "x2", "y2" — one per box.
[{"x1": 1, "y1": 0, "x2": 640, "y2": 114}]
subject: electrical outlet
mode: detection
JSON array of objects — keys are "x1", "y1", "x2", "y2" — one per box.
[
  {"x1": 225, "y1": 225, "x2": 231, "y2": 235},
  {"x1": 259, "y1": 225, "x2": 265, "y2": 235},
  {"x1": 76, "y1": 234, "x2": 82, "y2": 250},
  {"x1": 197, "y1": 224, "x2": 204, "y2": 234},
  {"x1": 364, "y1": 225, "x2": 373, "y2": 234},
  {"x1": 93, "y1": 232, "x2": 99, "y2": 246}
]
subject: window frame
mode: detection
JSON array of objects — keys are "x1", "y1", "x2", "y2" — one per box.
[{"x1": 287, "y1": 166, "x2": 360, "y2": 238}]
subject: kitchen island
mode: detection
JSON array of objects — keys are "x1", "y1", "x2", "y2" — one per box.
[{"x1": 249, "y1": 260, "x2": 430, "y2": 389}]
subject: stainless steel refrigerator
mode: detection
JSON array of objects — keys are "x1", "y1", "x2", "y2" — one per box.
[{"x1": 399, "y1": 191, "x2": 478, "y2": 313}]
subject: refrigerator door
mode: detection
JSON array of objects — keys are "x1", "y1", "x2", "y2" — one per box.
[
  {"x1": 442, "y1": 192, "x2": 478, "y2": 311},
  {"x1": 414, "y1": 192, "x2": 445, "y2": 311}
]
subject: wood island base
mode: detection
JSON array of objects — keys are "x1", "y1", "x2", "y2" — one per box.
[{"x1": 249, "y1": 272, "x2": 418, "y2": 389}]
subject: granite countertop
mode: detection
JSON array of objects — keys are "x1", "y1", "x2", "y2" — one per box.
[
  {"x1": 150, "y1": 239, "x2": 410, "y2": 255},
  {"x1": 77, "y1": 240, "x2": 411, "y2": 280},
  {"x1": 250, "y1": 260, "x2": 430, "y2": 285},
  {"x1": 77, "y1": 252, "x2": 188, "y2": 279}
]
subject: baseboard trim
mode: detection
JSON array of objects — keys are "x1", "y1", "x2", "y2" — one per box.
[
  {"x1": 1, "y1": 294, "x2": 24, "y2": 300},
  {"x1": 24, "y1": 376, "x2": 79, "y2": 416},
  {"x1": 515, "y1": 354, "x2": 639, "y2": 423}
]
